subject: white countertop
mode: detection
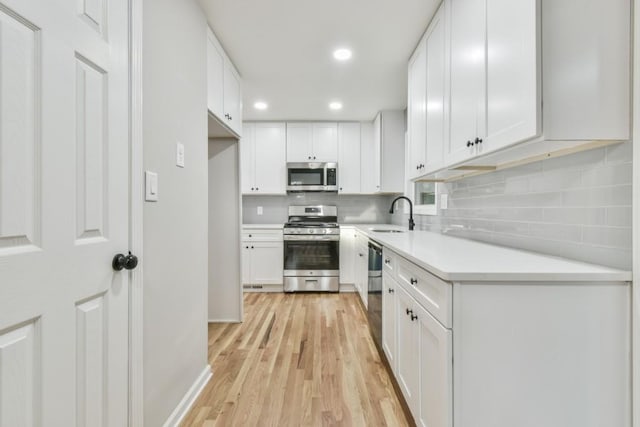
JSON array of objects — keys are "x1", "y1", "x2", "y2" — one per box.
[
  {"x1": 353, "y1": 225, "x2": 632, "y2": 283},
  {"x1": 242, "y1": 224, "x2": 284, "y2": 229}
]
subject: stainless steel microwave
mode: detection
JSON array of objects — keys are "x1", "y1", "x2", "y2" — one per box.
[{"x1": 286, "y1": 162, "x2": 338, "y2": 192}]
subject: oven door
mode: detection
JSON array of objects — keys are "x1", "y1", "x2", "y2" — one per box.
[{"x1": 283, "y1": 235, "x2": 339, "y2": 276}]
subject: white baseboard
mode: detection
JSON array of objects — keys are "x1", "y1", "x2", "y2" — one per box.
[
  {"x1": 340, "y1": 283, "x2": 356, "y2": 292},
  {"x1": 208, "y1": 318, "x2": 241, "y2": 323},
  {"x1": 162, "y1": 364, "x2": 212, "y2": 427}
]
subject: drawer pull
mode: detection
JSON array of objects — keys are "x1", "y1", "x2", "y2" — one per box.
[{"x1": 410, "y1": 278, "x2": 418, "y2": 285}]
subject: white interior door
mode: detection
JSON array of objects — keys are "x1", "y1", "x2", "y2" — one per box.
[{"x1": 0, "y1": 0, "x2": 130, "y2": 425}]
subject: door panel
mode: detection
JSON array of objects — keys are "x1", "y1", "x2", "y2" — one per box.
[
  {"x1": 241, "y1": 123, "x2": 255, "y2": 193},
  {"x1": 337, "y1": 123, "x2": 361, "y2": 193},
  {"x1": 286, "y1": 123, "x2": 313, "y2": 162},
  {"x1": 207, "y1": 32, "x2": 225, "y2": 119},
  {"x1": 447, "y1": 0, "x2": 485, "y2": 165},
  {"x1": 417, "y1": 303, "x2": 453, "y2": 427},
  {"x1": 382, "y1": 275, "x2": 397, "y2": 372},
  {"x1": 425, "y1": 4, "x2": 447, "y2": 173},
  {"x1": 0, "y1": 0, "x2": 129, "y2": 425},
  {"x1": 312, "y1": 122, "x2": 338, "y2": 162},
  {"x1": 251, "y1": 242, "x2": 283, "y2": 285},
  {"x1": 254, "y1": 123, "x2": 286, "y2": 194},
  {"x1": 396, "y1": 285, "x2": 418, "y2": 412},
  {"x1": 408, "y1": 38, "x2": 427, "y2": 179},
  {"x1": 241, "y1": 245, "x2": 251, "y2": 284},
  {"x1": 223, "y1": 60, "x2": 241, "y2": 135}
]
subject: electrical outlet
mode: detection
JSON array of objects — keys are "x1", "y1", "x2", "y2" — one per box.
[
  {"x1": 257, "y1": 206, "x2": 263, "y2": 215},
  {"x1": 176, "y1": 142, "x2": 185, "y2": 168},
  {"x1": 440, "y1": 193, "x2": 448, "y2": 210}
]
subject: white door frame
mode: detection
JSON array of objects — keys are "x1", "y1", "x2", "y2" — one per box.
[
  {"x1": 633, "y1": 1, "x2": 639, "y2": 425},
  {"x1": 129, "y1": 0, "x2": 144, "y2": 424}
]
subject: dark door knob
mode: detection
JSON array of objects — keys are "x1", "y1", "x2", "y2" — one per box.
[
  {"x1": 466, "y1": 140, "x2": 473, "y2": 147},
  {"x1": 411, "y1": 314, "x2": 418, "y2": 321},
  {"x1": 410, "y1": 278, "x2": 418, "y2": 285},
  {"x1": 388, "y1": 288, "x2": 394, "y2": 294},
  {"x1": 112, "y1": 251, "x2": 138, "y2": 271},
  {"x1": 406, "y1": 308, "x2": 413, "y2": 315},
  {"x1": 475, "y1": 137, "x2": 483, "y2": 145}
]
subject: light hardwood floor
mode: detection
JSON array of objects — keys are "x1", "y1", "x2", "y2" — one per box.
[{"x1": 181, "y1": 292, "x2": 412, "y2": 427}]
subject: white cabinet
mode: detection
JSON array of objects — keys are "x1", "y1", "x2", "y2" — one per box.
[
  {"x1": 286, "y1": 123, "x2": 338, "y2": 162},
  {"x1": 338, "y1": 123, "x2": 361, "y2": 193},
  {"x1": 241, "y1": 123, "x2": 287, "y2": 195},
  {"x1": 361, "y1": 111, "x2": 405, "y2": 194},
  {"x1": 396, "y1": 284, "x2": 420, "y2": 411},
  {"x1": 241, "y1": 228, "x2": 283, "y2": 290},
  {"x1": 339, "y1": 227, "x2": 356, "y2": 284},
  {"x1": 408, "y1": 2, "x2": 447, "y2": 177},
  {"x1": 382, "y1": 274, "x2": 398, "y2": 372},
  {"x1": 207, "y1": 28, "x2": 243, "y2": 136},
  {"x1": 411, "y1": 0, "x2": 629, "y2": 181},
  {"x1": 353, "y1": 231, "x2": 369, "y2": 307}
]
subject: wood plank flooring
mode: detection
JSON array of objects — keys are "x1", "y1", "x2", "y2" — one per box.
[{"x1": 181, "y1": 292, "x2": 412, "y2": 427}]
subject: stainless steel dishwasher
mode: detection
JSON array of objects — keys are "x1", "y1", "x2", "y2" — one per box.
[{"x1": 367, "y1": 240, "x2": 383, "y2": 350}]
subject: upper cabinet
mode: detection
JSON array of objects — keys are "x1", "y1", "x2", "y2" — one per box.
[
  {"x1": 362, "y1": 111, "x2": 405, "y2": 194},
  {"x1": 338, "y1": 123, "x2": 361, "y2": 194},
  {"x1": 286, "y1": 123, "x2": 338, "y2": 162},
  {"x1": 408, "y1": 3, "x2": 447, "y2": 179},
  {"x1": 410, "y1": 0, "x2": 630, "y2": 181},
  {"x1": 207, "y1": 28, "x2": 243, "y2": 137},
  {"x1": 241, "y1": 123, "x2": 287, "y2": 195}
]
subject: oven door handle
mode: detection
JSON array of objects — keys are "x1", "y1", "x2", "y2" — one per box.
[{"x1": 284, "y1": 235, "x2": 340, "y2": 241}]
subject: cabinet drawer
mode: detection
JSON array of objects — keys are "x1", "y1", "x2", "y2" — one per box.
[
  {"x1": 396, "y1": 255, "x2": 452, "y2": 328},
  {"x1": 382, "y1": 248, "x2": 397, "y2": 279},
  {"x1": 242, "y1": 229, "x2": 283, "y2": 241}
]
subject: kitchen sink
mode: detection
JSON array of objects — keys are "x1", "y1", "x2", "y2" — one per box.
[{"x1": 369, "y1": 229, "x2": 405, "y2": 233}]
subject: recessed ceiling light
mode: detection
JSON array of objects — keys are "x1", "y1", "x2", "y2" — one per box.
[
  {"x1": 333, "y1": 48, "x2": 352, "y2": 61},
  {"x1": 329, "y1": 101, "x2": 343, "y2": 110},
  {"x1": 254, "y1": 101, "x2": 268, "y2": 110}
]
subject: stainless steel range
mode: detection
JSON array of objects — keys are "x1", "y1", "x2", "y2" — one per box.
[{"x1": 283, "y1": 205, "x2": 340, "y2": 292}]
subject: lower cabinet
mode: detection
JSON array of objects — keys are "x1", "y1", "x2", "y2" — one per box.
[
  {"x1": 380, "y1": 246, "x2": 628, "y2": 427},
  {"x1": 339, "y1": 227, "x2": 356, "y2": 285},
  {"x1": 241, "y1": 229, "x2": 283, "y2": 290},
  {"x1": 354, "y1": 231, "x2": 369, "y2": 308}
]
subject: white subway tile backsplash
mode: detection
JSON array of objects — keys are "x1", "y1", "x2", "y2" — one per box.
[{"x1": 393, "y1": 142, "x2": 633, "y2": 269}]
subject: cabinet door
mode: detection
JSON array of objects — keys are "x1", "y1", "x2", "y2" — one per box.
[
  {"x1": 447, "y1": 0, "x2": 486, "y2": 165},
  {"x1": 286, "y1": 123, "x2": 313, "y2": 162},
  {"x1": 382, "y1": 275, "x2": 398, "y2": 372},
  {"x1": 241, "y1": 244, "x2": 252, "y2": 284},
  {"x1": 250, "y1": 242, "x2": 283, "y2": 285},
  {"x1": 207, "y1": 31, "x2": 225, "y2": 119},
  {"x1": 338, "y1": 123, "x2": 361, "y2": 193},
  {"x1": 416, "y1": 303, "x2": 453, "y2": 427},
  {"x1": 312, "y1": 123, "x2": 338, "y2": 162},
  {"x1": 339, "y1": 228, "x2": 356, "y2": 284},
  {"x1": 360, "y1": 122, "x2": 377, "y2": 194},
  {"x1": 240, "y1": 123, "x2": 255, "y2": 194},
  {"x1": 223, "y1": 59, "x2": 242, "y2": 136},
  {"x1": 254, "y1": 123, "x2": 287, "y2": 194},
  {"x1": 424, "y1": 4, "x2": 447, "y2": 173},
  {"x1": 396, "y1": 285, "x2": 419, "y2": 412},
  {"x1": 408, "y1": 38, "x2": 427, "y2": 179},
  {"x1": 372, "y1": 113, "x2": 382, "y2": 192},
  {"x1": 481, "y1": 0, "x2": 539, "y2": 155}
]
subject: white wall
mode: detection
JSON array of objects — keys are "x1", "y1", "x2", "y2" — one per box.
[
  {"x1": 208, "y1": 139, "x2": 242, "y2": 322},
  {"x1": 142, "y1": 0, "x2": 209, "y2": 425}
]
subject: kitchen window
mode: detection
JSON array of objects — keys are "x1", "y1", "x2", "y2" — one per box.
[{"x1": 412, "y1": 181, "x2": 437, "y2": 215}]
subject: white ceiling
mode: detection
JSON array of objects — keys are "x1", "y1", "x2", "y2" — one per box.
[{"x1": 197, "y1": 0, "x2": 441, "y2": 121}]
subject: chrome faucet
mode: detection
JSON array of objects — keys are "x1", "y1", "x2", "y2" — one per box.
[{"x1": 389, "y1": 196, "x2": 415, "y2": 231}]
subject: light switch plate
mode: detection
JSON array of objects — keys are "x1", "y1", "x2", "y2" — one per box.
[
  {"x1": 257, "y1": 206, "x2": 263, "y2": 215},
  {"x1": 145, "y1": 171, "x2": 158, "y2": 202},
  {"x1": 176, "y1": 142, "x2": 185, "y2": 168},
  {"x1": 440, "y1": 193, "x2": 448, "y2": 210}
]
